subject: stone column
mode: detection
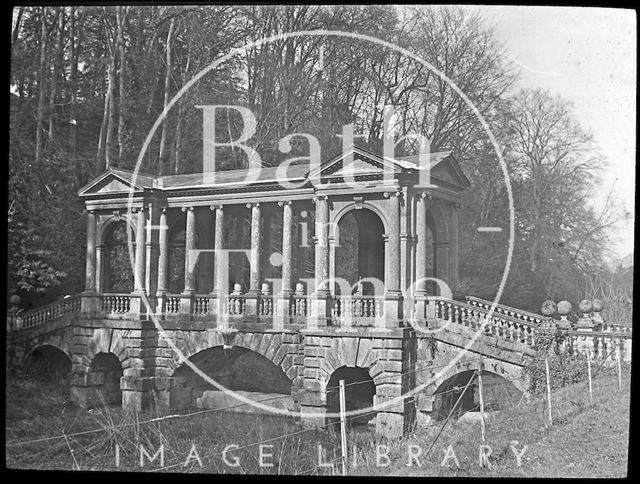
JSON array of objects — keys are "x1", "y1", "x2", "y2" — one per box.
[
  {"x1": 448, "y1": 202, "x2": 460, "y2": 292},
  {"x1": 415, "y1": 193, "x2": 431, "y2": 295},
  {"x1": 211, "y1": 204, "x2": 225, "y2": 295},
  {"x1": 134, "y1": 207, "x2": 146, "y2": 294},
  {"x1": 209, "y1": 204, "x2": 225, "y2": 319},
  {"x1": 414, "y1": 193, "x2": 431, "y2": 321},
  {"x1": 244, "y1": 203, "x2": 262, "y2": 318},
  {"x1": 383, "y1": 190, "x2": 403, "y2": 327},
  {"x1": 274, "y1": 201, "x2": 293, "y2": 328},
  {"x1": 310, "y1": 195, "x2": 330, "y2": 327},
  {"x1": 84, "y1": 210, "x2": 97, "y2": 293},
  {"x1": 247, "y1": 202, "x2": 262, "y2": 296},
  {"x1": 156, "y1": 208, "x2": 169, "y2": 296},
  {"x1": 314, "y1": 195, "x2": 330, "y2": 295},
  {"x1": 182, "y1": 206, "x2": 196, "y2": 295},
  {"x1": 384, "y1": 191, "x2": 402, "y2": 295},
  {"x1": 95, "y1": 245, "x2": 104, "y2": 294},
  {"x1": 280, "y1": 200, "x2": 293, "y2": 296}
]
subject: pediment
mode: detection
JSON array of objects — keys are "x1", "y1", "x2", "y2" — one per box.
[
  {"x1": 429, "y1": 156, "x2": 471, "y2": 189},
  {"x1": 309, "y1": 146, "x2": 403, "y2": 181},
  {"x1": 78, "y1": 170, "x2": 150, "y2": 197}
]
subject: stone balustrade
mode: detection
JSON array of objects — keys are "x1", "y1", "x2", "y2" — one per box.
[
  {"x1": 562, "y1": 330, "x2": 632, "y2": 362},
  {"x1": 8, "y1": 295, "x2": 81, "y2": 331},
  {"x1": 433, "y1": 298, "x2": 537, "y2": 347},
  {"x1": 466, "y1": 295, "x2": 551, "y2": 326},
  {"x1": 331, "y1": 295, "x2": 385, "y2": 325},
  {"x1": 100, "y1": 293, "x2": 132, "y2": 314}
]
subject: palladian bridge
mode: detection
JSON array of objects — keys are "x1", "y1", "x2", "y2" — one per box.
[{"x1": 6, "y1": 145, "x2": 632, "y2": 438}]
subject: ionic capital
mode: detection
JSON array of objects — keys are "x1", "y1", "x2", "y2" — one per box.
[
  {"x1": 312, "y1": 195, "x2": 328, "y2": 204},
  {"x1": 181, "y1": 206, "x2": 194, "y2": 212},
  {"x1": 278, "y1": 200, "x2": 292, "y2": 207},
  {"x1": 383, "y1": 190, "x2": 402, "y2": 199},
  {"x1": 246, "y1": 202, "x2": 260, "y2": 209},
  {"x1": 210, "y1": 204, "x2": 224, "y2": 211}
]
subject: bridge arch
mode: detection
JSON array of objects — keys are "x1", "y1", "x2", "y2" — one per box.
[
  {"x1": 23, "y1": 344, "x2": 72, "y2": 381},
  {"x1": 168, "y1": 331, "x2": 298, "y2": 383},
  {"x1": 326, "y1": 366, "x2": 377, "y2": 429},
  {"x1": 172, "y1": 345, "x2": 292, "y2": 394},
  {"x1": 424, "y1": 363, "x2": 525, "y2": 420},
  {"x1": 86, "y1": 352, "x2": 124, "y2": 407}
]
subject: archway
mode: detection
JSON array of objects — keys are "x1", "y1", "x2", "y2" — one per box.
[
  {"x1": 171, "y1": 346, "x2": 292, "y2": 411},
  {"x1": 431, "y1": 370, "x2": 522, "y2": 420},
  {"x1": 335, "y1": 209, "x2": 385, "y2": 295},
  {"x1": 103, "y1": 221, "x2": 134, "y2": 293},
  {"x1": 25, "y1": 345, "x2": 72, "y2": 382},
  {"x1": 326, "y1": 366, "x2": 376, "y2": 430},
  {"x1": 87, "y1": 352, "x2": 123, "y2": 408}
]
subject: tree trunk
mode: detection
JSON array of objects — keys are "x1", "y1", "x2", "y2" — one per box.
[
  {"x1": 105, "y1": 10, "x2": 117, "y2": 169},
  {"x1": 35, "y1": 7, "x2": 48, "y2": 165},
  {"x1": 12, "y1": 7, "x2": 23, "y2": 43},
  {"x1": 158, "y1": 16, "x2": 175, "y2": 175},
  {"x1": 116, "y1": 6, "x2": 127, "y2": 164},
  {"x1": 47, "y1": 8, "x2": 64, "y2": 145}
]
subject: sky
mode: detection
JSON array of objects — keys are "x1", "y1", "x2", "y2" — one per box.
[{"x1": 461, "y1": 5, "x2": 636, "y2": 260}]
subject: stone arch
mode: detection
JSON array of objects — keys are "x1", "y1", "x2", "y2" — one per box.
[
  {"x1": 423, "y1": 357, "x2": 527, "y2": 400},
  {"x1": 168, "y1": 331, "x2": 297, "y2": 383},
  {"x1": 326, "y1": 366, "x2": 377, "y2": 428},
  {"x1": 87, "y1": 352, "x2": 124, "y2": 406},
  {"x1": 77, "y1": 328, "x2": 131, "y2": 375},
  {"x1": 330, "y1": 202, "x2": 390, "y2": 238},
  {"x1": 23, "y1": 343, "x2": 73, "y2": 380},
  {"x1": 97, "y1": 214, "x2": 137, "y2": 247}
]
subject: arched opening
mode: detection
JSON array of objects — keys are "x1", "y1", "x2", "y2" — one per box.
[
  {"x1": 431, "y1": 370, "x2": 522, "y2": 421},
  {"x1": 326, "y1": 366, "x2": 376, "y2": 430},
  {"x1": 170, "y1": 346, "x2": 292, "y2": 413},
  {"x1": 25, "y1": 345, "x2": 72, "y2": 383},
  {"x1": 103, "y1": 221, "x2": 134, "y2": 293},
  {"x1": 87, "y1": 352, "x2": 123, "y2": 408},
  {"x1": 335, "y1": 209, "x2": 385, "y2": 295}
]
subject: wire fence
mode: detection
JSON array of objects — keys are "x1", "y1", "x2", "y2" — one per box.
[{"x1": 6, "y1": 351, "x2": 631, "y2": 475}]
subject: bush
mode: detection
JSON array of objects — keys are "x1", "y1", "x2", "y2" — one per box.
[{"x1": 525, "y1": 351, "x2": 589, "y2": 395}]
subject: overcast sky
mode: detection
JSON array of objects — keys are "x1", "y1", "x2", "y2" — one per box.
[{"x1": 461, "y1": 5, "x2": 636, "y2": 260}]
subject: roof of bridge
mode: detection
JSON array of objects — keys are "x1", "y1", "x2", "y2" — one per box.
[{"x1": 78, "y1": 145, "x2": 471, "y2": 197}]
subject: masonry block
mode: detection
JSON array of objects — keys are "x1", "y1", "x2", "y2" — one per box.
[
  {"x1": 375, "y1": 412, "x2": 405, "y2": 439},
  {"x1": 300, "y1": 405, "x2": 327, "y2": 429}
]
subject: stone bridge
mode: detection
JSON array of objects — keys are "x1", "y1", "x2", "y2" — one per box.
[
  {"x1": 7, "y1": 292, "x2": 631, "y2": 438},
  {"x1": 5, "y1": 146, "x2": 633, "y2": 438}
]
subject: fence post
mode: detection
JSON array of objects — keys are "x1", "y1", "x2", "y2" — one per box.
[
  {"x1": 617, "y1": 344, "x2": 622, "y2": 391},
  {"x1": 476, "y1": 368, "x2": 486, "y2": 444},
  {"x1": 545, "y1": 358, "x2": 553, "y2": 425},
  {"x1": 587, "y1": 348, "x2": 593, "y2": 404},
  {"x1": 339, "y1": 379, "x2": 348, "y2": 477}
]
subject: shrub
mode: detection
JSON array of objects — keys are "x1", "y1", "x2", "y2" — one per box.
[{"x1": 525, "y1": 351, "x2": 589, "y2": 395}]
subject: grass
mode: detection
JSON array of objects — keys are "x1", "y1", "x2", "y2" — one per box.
[{"x1": 5, "y1": 364, "x2": 630, "y2": 476}]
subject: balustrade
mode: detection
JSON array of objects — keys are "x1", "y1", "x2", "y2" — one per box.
[{"x1": 100, "y1": 294, "x2": 131, "y2": 314}]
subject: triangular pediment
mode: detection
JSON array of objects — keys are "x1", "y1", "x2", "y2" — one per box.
[
  {"x1": 429, "y1": 155, "x2": 471, "y2": 189},
  {"x1": 309, "y1": 146, "x2": 404, "y2": 181},
  {"x1": 78, "y1": 169, "x2": 153, "y2": 197}
]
